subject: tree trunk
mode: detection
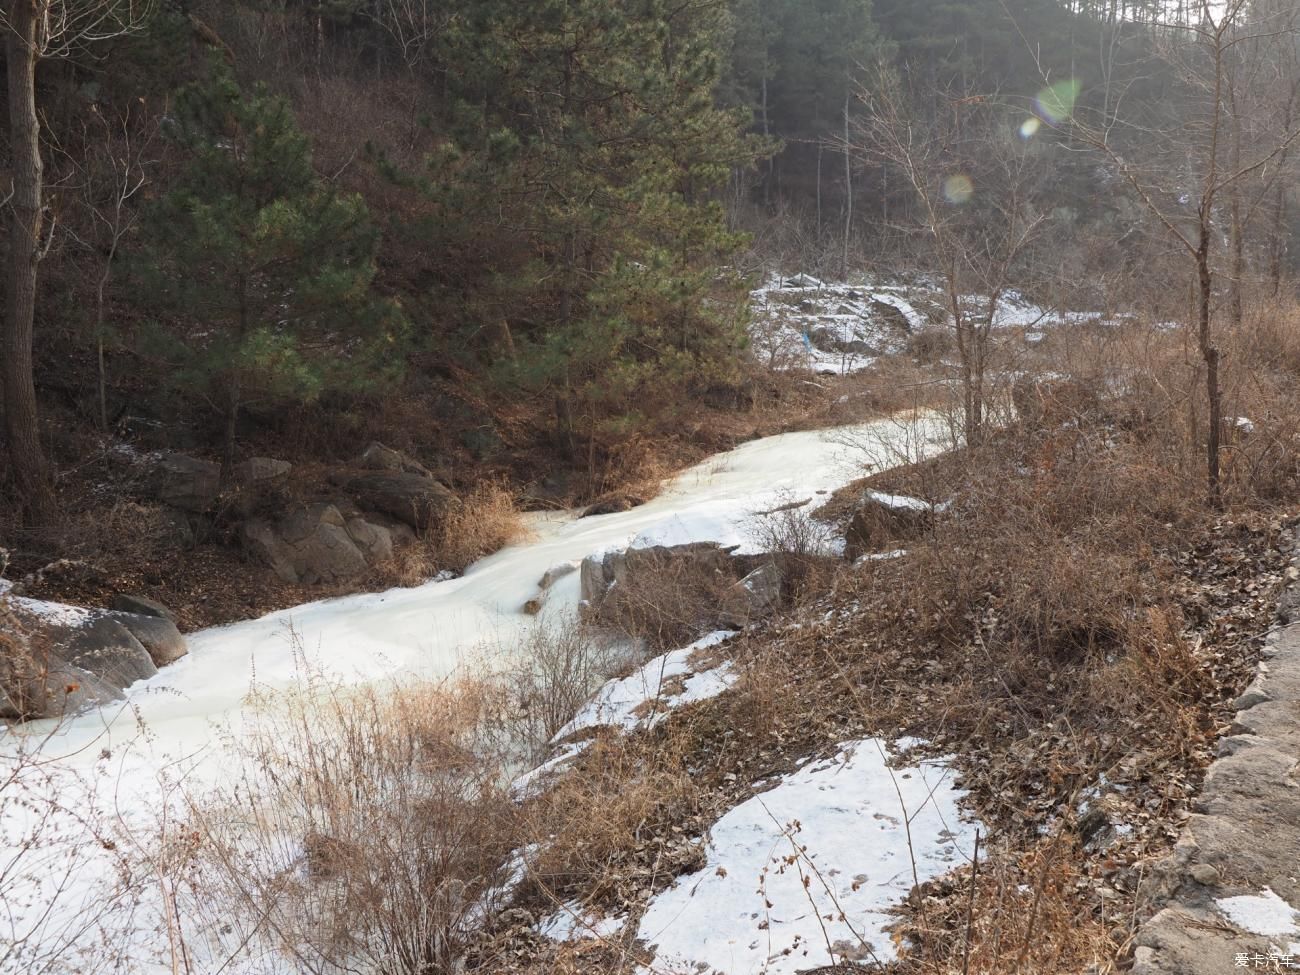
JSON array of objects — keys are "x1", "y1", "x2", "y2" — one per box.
[
  {"x1": 842, "y1": 94, "x2": 852, "y2": 277},
  {"x1": 4, "y1": 2, "x2": 56, "y2": 524},
  {"x1": 1196, "y1": 228, "x2": 1221, "y2": 502},
  {"x1": 220, "y1": 371, "x2": 241, "y2": 490}
]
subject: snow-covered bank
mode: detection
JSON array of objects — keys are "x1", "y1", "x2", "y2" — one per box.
[
  {"x1": 1, "y1": 411, "x2": 955, "y2": 973},
  {"x1": 749, "y1": 271, "x2": 1116, "y2": 375},
  {"x1": 635, "y1": 741, "x2": 975, "y2": 973}
]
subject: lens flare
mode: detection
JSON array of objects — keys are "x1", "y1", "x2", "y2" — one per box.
[
  {"x1": 943, "y1": 174, "x2": 974, "y2": 204},
  {"x1": 1035, "y1": 79, "x2": 1081, "y2": 124},
  {"x1": 1020, "y1": 117, "x2": 1041, "y2": 139}
]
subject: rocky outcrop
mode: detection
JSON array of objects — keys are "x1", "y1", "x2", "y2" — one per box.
[
  {"x1": 152, "y1": 452, "x2": 221, "y2": 512},
  {"x1": 111, "y1": 593, "x2": 179, "y2": 624},
  {"x1": 150, "y1": 452, "x2": 292, "y2": 512},
  {"x1": 582, "y1": 493, "x2": 649, "y2": 518},
  {"x1": 241, "y1": 502, "x2": 415, "y2": 584},
  {"x1": 243, "y1": 504, "x2": 368, "y2": 585},
  {"x1": 357, "y1": 441, "x2": 433, "y2": 478},
  {"x1": 345, "y1": 471, "x2": 455, "y2": 530},
  {"x1": 844, "y1": 490, "x2": 937, "y2": 559},
  {"x1": 1, "y1": 596, "x2": 190, "y2": 720}
]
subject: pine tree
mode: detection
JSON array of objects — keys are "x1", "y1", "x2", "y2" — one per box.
[
  {"x1": 141, "y1": 63, "x2": 406, "y2": 481},
  {"x1": 409, "y1": 0, "x2": 767, "y2": 474}
]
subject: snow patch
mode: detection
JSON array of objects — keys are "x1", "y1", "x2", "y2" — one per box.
[
  {"x1": 1216, "y1": 888, "x2": 1300, "y2": 938},
  {"x1": 635, "y1": 739, "x2": 977, "y2": 974},
  {"x1": 552, "y1": 631, "x2": 737, "y2": 742},
  {"x1": 536, "y1": 903, "x2": 626, "y2": 942}
]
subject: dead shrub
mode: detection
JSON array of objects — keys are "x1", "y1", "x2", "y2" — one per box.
[
  {"x1": 518, "y1": 729, "x2": 704, "y2": 905},
  {"x1": 587, "y1": 547, "x2": 749, "y2": 651},
  {"x1": 58, "y1": 501, "x2": 186, "y2": 566},
  {"x1": 435, "y1": 483, "x2": 527, "y2": 575},
  {"x1": 186, "y1": 668, "x2": 520, "y2": 975},
  {"x1": 745, "y1": 497, "x2": 840, "y2": 599},
  {"x1": 506, "y1": 617, "x2": 625, "y2": 759}
]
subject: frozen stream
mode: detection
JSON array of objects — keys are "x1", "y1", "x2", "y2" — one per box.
[{"x1": 2, "y1": 410, "x2": 956, "y2": 973}]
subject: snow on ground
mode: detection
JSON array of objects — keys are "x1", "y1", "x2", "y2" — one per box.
[
  {"x1": 1216, "y1": 888, "x2": 1300, "y2": 938},
  {"x1": 749, "y1": 274, "x2": 925, "y2": 374},
  {"x1": 749, "y1": 272, "x2": 1115, "y2": 375},
  {"x1": 536, "y1": 903, "x2": 627, "y2": 942},
  {"x1": 551, "y1": 631, "x2": 737, "y2": 742},
  {"x1": 635, "y1": 740, "x2": 977, "y2": 974},
  {"x1": 5, "y1": 593, "x2": 95, "y2": 628}
]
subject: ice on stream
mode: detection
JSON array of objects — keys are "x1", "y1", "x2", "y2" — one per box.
[{"x1": 1, "y1": 411, "x2": 958, "y2": 973}]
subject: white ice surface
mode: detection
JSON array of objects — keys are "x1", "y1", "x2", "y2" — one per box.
[
  {"x1": 635, "y1": 740, "x2": 976, "y2": 974},
  {"x1": 1216, "y1": 888, "x2": 1300, "y2": 938},
  {"x1": 1, "y1": 412, "x2": 952, "y2": 973}
]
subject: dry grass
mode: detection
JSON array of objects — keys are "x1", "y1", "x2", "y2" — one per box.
[
  {"x1": 376, "y1": 482, "x2": 529, "y2": 586},
  {"x1": 435, "y1": 483, "x2": 529, "y2": 574},
  {"x1": 183, "y1": 667, "x2": 522, "y2": 974}
]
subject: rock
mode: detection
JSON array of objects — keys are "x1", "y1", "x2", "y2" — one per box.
[
  {"x1": 345, "y1": 472, "x2": 455, "y2": 530},
  {"x1": 844, "y1": 491, "x2": 936, "y2": 559},
  {"x1": 580, "y1": 542, "x2": 737, "y2": 612},
  {"x1": 345, "y1": 517, "x2": 394, "y2": 563},
  {"x1": 808, "y1": 326, "x2": 844, "y2": 353},
  {"x1": 357, "y1": 441, "x2": 432, "y2": 477},
  {"x1": 111, "y1": 593, "x2": 179, "y2": 624},
  {"x1": 579, "y1": 552, "x2": 613, "y2": 606},
  {"x1": 734, "y1": 562, "x2": 782, "y2": 617},
  {"x1": 0, "y1": 597, "x2": 193, "y2": 719},
  {"x1": 539, "y1": 561, "x2": 578, "y2": 590},
  {"x1": 1, "y1": 660, "x2": 125, "y2": 721},
  {"x1": 152, "y1": 452, "x2": 221, "y2": 512},
  {"x1": 235, "y1": 457, "x2": 292, "y2": 482},
  {"x1": 870, "y1": 298, "x2": 914, "y2": 333},
  {"x1": 582, "y1": 493, "x2": 648, "y2": 518},
  {"x1": 55, "y1": 616, "x2": 159, "y2": 689},
  {"x1": 242, "y1": 504, "x2": 370, "y2": 585},
  {"x1": 1188, "y1": 863, "x2": 1221, "y2": 886},
  {"x1": 106, "y1": 611, "x2": 187, "y2": 667}
]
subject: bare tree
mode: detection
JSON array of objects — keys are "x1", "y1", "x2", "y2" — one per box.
[
  {"x1": 851, "y1": 70, "x2": 1047, "y2": 446},
  {"x1": 1, "y1": 0, "x2": 155, "y2": 524},
  {"x1": 1061, "y1": 0, "x2": 1300, "y2": 499},
  {"x1": 63, "y1": 104, "x2": 158, "y2": 434},
  {"x1": 367, "y1": 0, "x2": 450, "y2": 146}
]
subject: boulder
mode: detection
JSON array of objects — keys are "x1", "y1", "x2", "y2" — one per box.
[
  {"x1": 870, "y1": 298, "x2": 915, "y2": 333},
  {"x1": 152, "y1": 452, "x2": 221, "y2": 512},
  {"x1": 579, "y1": 542, "x2": 736, "y2": 611},
  {"x1": 111, "y1": 593, "x2": 179, "y2": 624},
  {"x1": 1, "y1": 596, "x2": 194, "y2": 719},
  {"x1": 345, "y1": 517, "x2": 394, "y2": 563},
  {"x1": 55, "y1": 616, "x2": 159, "y2": 689},
  {"x1": 844, "y1": 491, "x2": 936, "y2": 560},
  {"x1": 242, "y1": 504, "x2": 370, "y2": 585},
  {"x1": 106, "y1": 611, "x2": 188, "y2": 667},
  {"x1": 235, "y1": 457, "x2": 293, "y2": 482},
  {"x1": 357, "y1": 441, "x2": 432, "y2": 478},
  {"x1": 345, "y1": 472, "x2": 455, "y2": 530},
  {"x1": 1, "y1": 660, "x2": 125, "y2": 722},
  {"x1": 734, "y1": 562, "x2": 782, "y2": 616}
]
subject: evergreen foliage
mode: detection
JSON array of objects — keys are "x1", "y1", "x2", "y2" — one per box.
[{"x1": 140, "y1": 62, "x2": 406, "y2": 473}]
